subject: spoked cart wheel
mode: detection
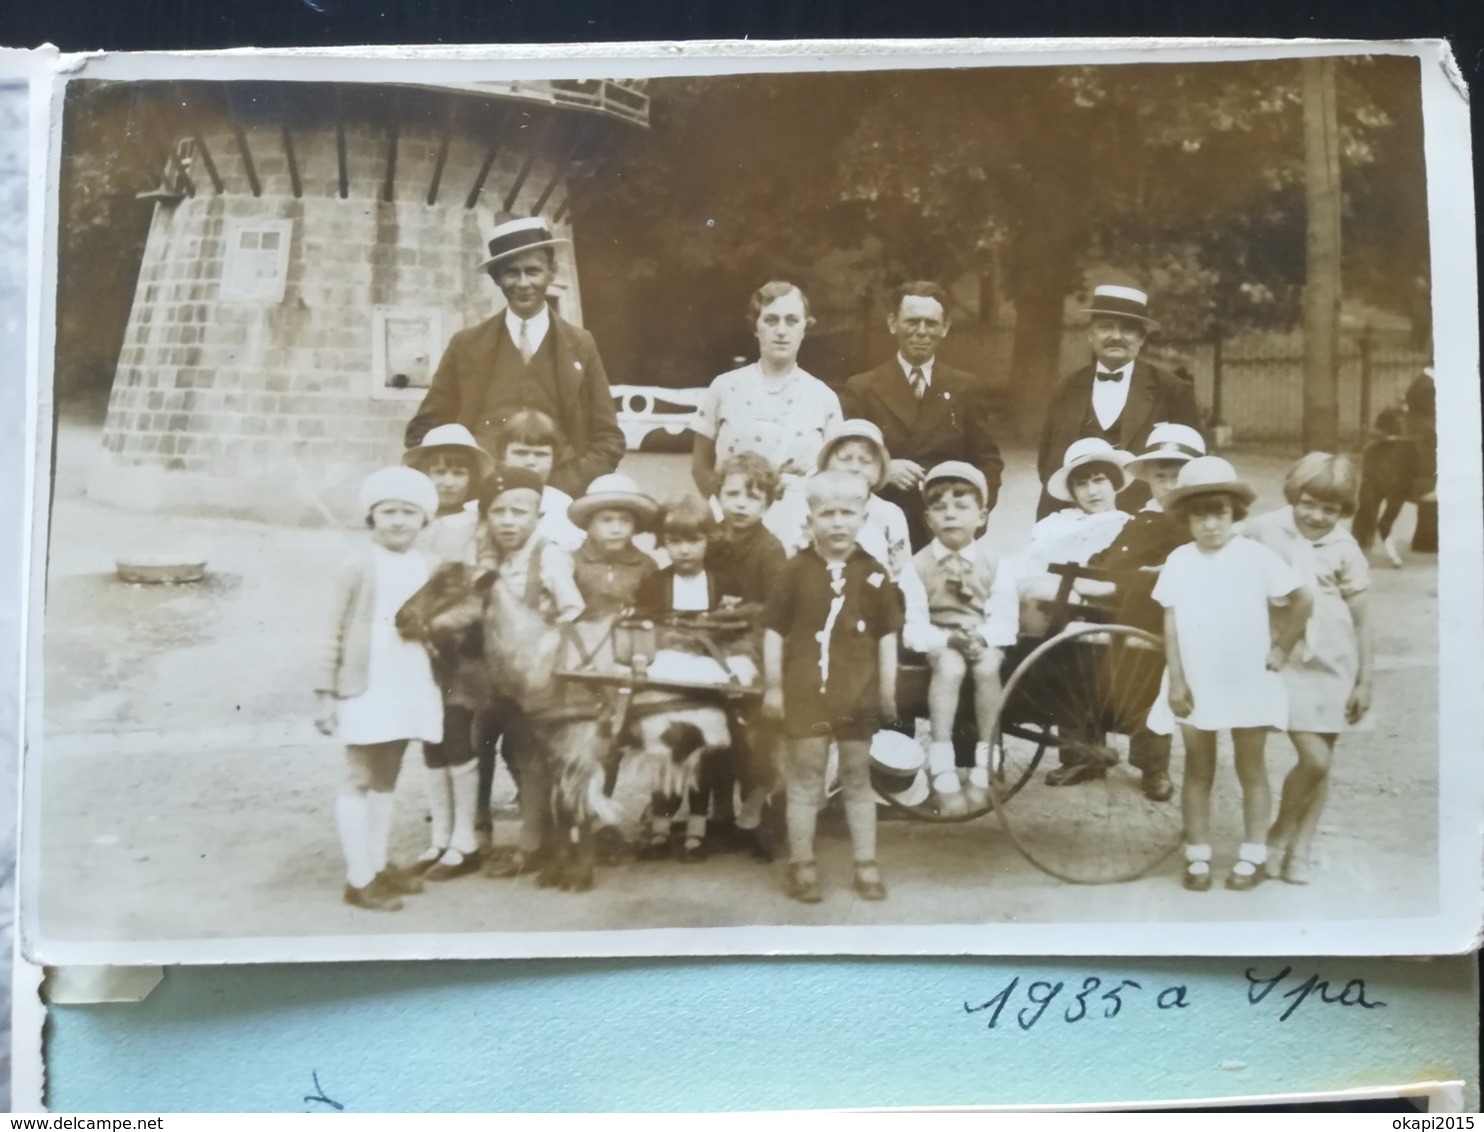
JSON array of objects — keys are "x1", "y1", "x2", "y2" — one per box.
[{"x1": 988, "y1": 622, "x2": 1185, "y2": 884}]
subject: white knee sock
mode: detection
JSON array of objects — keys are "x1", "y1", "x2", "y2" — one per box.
[
  {"x1": 366, "y1": 791, "x2": 396, "y2": 877},
  {"x1": 928, "y1": 741, "x2": 961, "y2": 793},
  {"x1": 423, "y1": 766, "x2": 453, "y2": 859},
  {"x1": 970, "y1": 742, "x2": 994, "y2": 788},
  {"x1": 335, "y1": 794, "x2": 375, "y2": 889},
  {"x1": 449, "y1": 760, "x2": 479, "y2": 856}
]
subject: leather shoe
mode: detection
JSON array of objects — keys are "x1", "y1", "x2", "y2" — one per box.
[
  {"x1": 344, "y1": 882, "x2": 403, "y2": 912},
  {"x1": 1142, "y1": 770, "x2": 1175, "y2": 802},
  {"x1": 425, "y1": 850, "x2": 483, "y2": 882},
  {"x1": 374, "y1": 865, "x2": 424, "y2": 896},
  {"x1": 934, "y1": 788, "x2": 970, "y2": 818},
  {"x1": 786, "y1": 862, "x2": 823, "y2": 904},
  {"x1": 853, "y1": 862, "x2": 887, "y2": 901},
  {"x1": 1225, "y1": 862, "x2": 1268, "y2": 891},
  {"x1": 1045, "y1": 761, "x2": 1105, "y2": 787},
  {"x1": 1181, "y1": 864, "x2": 1212, "y2": 893}
]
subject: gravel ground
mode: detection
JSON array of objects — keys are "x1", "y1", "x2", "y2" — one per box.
[{"x1": 33, "y1": 419, "x2": 1440, "y2": 948}]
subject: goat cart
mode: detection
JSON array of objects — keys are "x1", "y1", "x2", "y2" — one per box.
[
  {"x1": 888, "y1": 561, "x2": 1186, "y2": 886},
  {"x1": 551, "y1": 568, "x2": 1184, "y2": 887}
]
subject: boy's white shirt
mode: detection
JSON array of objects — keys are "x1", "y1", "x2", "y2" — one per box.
[
  {"x1": 901, "y1": 537, "x2": 1019, "y2": 654},
  {"x1": 536, "y1": 484, "x2": 586, "y2": 552}
]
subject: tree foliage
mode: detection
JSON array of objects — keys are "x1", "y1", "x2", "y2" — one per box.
[{"x1": 581, "y1": 56, "x2": 1429, "y2": 425}]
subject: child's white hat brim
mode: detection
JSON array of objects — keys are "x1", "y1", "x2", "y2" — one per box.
[
  {"x1": 1047, "y1": 442, "x2": 1134, "y2": 503},
  {"x1": 403, "y1": 423, "x2": 496, "y2": 480},
  {"x1": 568, "y1": 473, "x2": 660, "y2": 529},
  {"x1": 818, "y1": 419, "x2": 892, "y2": 490},
  {"x1": 358, "y1": 465, "x2": 440, "y2": 521},
  {"x1": 1163, "y1": 455, "x2": 1257, "y2": 508}
]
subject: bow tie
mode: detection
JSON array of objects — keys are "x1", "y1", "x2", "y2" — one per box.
[{"x1": 1096, "y1": 368, "x2": 1127, "y2": 383}]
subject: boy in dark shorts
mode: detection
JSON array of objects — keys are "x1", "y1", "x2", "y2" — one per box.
[{"x1": 763, "y1": 471, "x2": 903, "y2": 904}]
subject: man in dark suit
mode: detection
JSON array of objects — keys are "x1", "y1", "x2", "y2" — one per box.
[
  {"x1": 405, "y1": 217, "x2": 626, "y2": 497},
  {"x1": 840, "y1": 281, "x2": 1004, "y2": 550},
  {"x1": 1036, "y1": 285, "x2": 1202, "y2": 519}
]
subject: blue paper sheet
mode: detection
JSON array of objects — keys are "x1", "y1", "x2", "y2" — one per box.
[{"x1": 43, "y1": 956, "x2": 1478, "y2": 1111}]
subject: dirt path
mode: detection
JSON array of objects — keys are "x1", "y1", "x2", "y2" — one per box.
[{"x1": 35, "y1": 426, "x2": 1441, "y2": 947}]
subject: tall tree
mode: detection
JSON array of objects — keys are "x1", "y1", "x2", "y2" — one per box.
[{"x1": 1302, "y1": 56, "x2": 1343, "y2": 453}]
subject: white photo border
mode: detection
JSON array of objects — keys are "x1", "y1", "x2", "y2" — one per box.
[{"x1": 17, "y1": 37, "x2": 1483, "y2": 966}]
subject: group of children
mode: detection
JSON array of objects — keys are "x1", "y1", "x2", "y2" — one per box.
[{"x1": 316, "y1": 401, "x2": 1374, "y2": 911}]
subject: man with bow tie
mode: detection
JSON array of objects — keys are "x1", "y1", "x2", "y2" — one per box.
[
  {"x1": 405, "y1": 217, "x2": 626, "y2": 497},
  {"x1": 1035, "y1": 285, "x2": 1202, "y2": 520},
  {"x1": 840, "y1": 281, "x2": 1004, "y2": 551}
]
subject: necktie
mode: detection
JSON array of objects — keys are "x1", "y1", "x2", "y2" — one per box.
[
  {"x1": 1096, "y1": 367, "x2": 1124, "y2": 383},
  {"x1": 943, "y1": 552, "x2": 968, "y2": 596},
  {"x1": 910, "y1": 366, "x2": 927, "y2": 400},
  {"x1": 517, "y1": 319, "x2": 533, "y2": 363}
]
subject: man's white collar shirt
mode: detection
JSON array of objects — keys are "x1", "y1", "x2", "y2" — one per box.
[
  {"x1": 1092, "y1": 360, "x2": 1134, "y2": 430},
  {"x1": 505, "y1": 305, "x2": 551, "y2": 355},
  {"x1": 897, "y1": 353, "x2": 935, "y2": 388}
]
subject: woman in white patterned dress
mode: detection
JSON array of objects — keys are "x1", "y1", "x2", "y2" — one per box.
[{"x1": 690, "y1": 281, "x2": 842, "y2": 499}]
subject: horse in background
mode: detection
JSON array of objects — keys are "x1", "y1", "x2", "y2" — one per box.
[{"x1": 1352, "y1": 406, "x2": 1420, "y2": 568}]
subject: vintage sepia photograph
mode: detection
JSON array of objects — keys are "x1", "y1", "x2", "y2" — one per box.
[{"x1": 22, "y1": 41, "x2": 1481, "y2": 962}]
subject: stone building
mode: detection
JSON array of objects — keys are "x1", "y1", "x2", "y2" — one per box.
[{"x1": 84, "y1": 79, "x2": 648, "y2": 524}]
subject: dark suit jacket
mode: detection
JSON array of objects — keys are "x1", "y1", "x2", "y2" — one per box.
[
  {"x1": 1035, "y1": 360, "x2": 1202, "y2": 519},
  {"x1": 405, "y1": 308, "x2": 626, "y2": 497},
  {"x1": 840, "y1": 359, "x2": 1005, "y2": 549}
]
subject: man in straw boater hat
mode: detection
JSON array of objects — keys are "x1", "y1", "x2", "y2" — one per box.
[
  {"x1": 1035, "y1": 283, "x2": 1203, "y2": 520},
  {"x1": 405, "y1": 217, "x2": 626, "y2": 498}
]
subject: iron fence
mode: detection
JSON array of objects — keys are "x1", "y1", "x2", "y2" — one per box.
[{"x1": 942, "y1": 323, "x2": 1430, "y2": 448}]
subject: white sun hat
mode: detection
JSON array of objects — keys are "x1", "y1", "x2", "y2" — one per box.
[
  {"x1": 1126, "y1": 423, "x2": 1208, "y2": 476},
  {"x1": 1163, "y1": 455, "x2": 1257, "y2": 509},
  {"x1": 1047, "y1": 437, "x2": 1135, "y2": 503},
  {"x1": 357, "y1": 465, "x2": 439, "y2": 522}
]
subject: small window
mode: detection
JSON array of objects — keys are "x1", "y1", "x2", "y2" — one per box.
[
  {"x1": 222, "y1": 219, "x2": 293, "y2": 303},
  {"x1": 371, "y1": 307, "x2": 450, "y2": 401},
  {"x1": 164, "y1": 138, "x2": 196, "y2": 195}
]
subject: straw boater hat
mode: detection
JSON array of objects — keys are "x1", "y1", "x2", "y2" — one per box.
[
  {"x1": 478, "y1": 217, "x2": 570, "y2": 272},
  {"x1": 568, "y1": 473, "x2": 660, "y2": 530},
  {"x1": 1079, "y1": 284, "x2": 1160, "y2": 332},
  {"x1": 1125, "y1": 423, "x2": 1208, "y2": 476},
  {"x1": 817, "y1": 419, "x2": 891, "y2": 489},
  {"x1": 869, "y1": 730, "x2": 930, "y2": 808},
  {"x1": 922, "y1": 460, "x2": 989, "y2": 504},
  {"x1": 403, "y1": 423, "x2": 497, "y2": 481},
  {"x1": 358, "y1": 465, "x2": 439, "y2": 522},
  {"x1": 1163, "y1": 455, "x2": 1257, "y2": 509},
  {"x1": 1047, "y1": 437, "x2": 1135, "y2": 503}
]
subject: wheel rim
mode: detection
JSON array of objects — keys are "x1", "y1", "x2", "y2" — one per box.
[{"x1": 989, "y1": 622, "x2": 1185, "y2": 885}]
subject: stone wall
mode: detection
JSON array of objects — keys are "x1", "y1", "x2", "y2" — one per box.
[{"x1": 88, "y1": 113, "x2": 583, "y2": 525}]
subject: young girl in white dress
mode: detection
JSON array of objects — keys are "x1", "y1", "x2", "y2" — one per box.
[
  {"x1": 1152, "y1": 457, "x2": 1313, "y2": 893},
  {"x1": 314, "y1": 466, "x2": 446, "y2": 913},
  {"x1": 1245, "y1": 453, "x2": 1373, "y2": 885}
]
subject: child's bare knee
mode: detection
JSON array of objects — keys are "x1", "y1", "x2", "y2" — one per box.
[{"x1": 931, "y1": 648, "x2": 967, "y2": 681}]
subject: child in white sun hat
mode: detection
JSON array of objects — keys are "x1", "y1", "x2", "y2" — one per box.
[
  {"x1": 314, "y1": 466, "x2": 445, "y2": 913},
  {"x1": 1151, "y1": 455, "x2": 1312, "y2": 894},
  {"x1": 1012, "y1": 437, "x2": 1135, "y2": 639},
  {"x1": 401, "y1": 425, "x2": 496, "y2": 882}
]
